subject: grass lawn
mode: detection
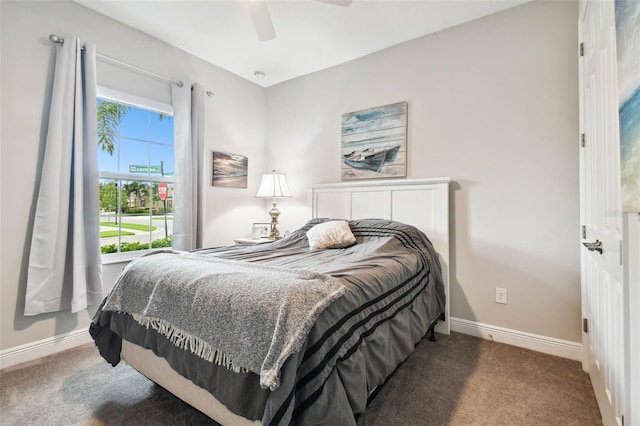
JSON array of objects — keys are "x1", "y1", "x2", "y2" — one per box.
[
  {"x1": 100, "y1": 222, "x2": 157, "y2": 231},
  {"x1": 100, "y1": 230, "x2": 134, "y2": 238}
]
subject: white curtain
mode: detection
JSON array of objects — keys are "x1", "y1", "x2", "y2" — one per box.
[
  {"x1": 25, "y1": 37, "x2": 103, "y2": 316},
  {"x1": 172, "y1": 83, "x2": 205, "y2": 250}
]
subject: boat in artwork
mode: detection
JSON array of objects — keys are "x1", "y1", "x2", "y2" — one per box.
[{"x1": 343, "y1": 145, "x2": 401, "y2": 172}]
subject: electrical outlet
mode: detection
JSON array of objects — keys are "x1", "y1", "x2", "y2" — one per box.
[{"x1": 496, "y1": 287, "x2": 507, "y2": 304}]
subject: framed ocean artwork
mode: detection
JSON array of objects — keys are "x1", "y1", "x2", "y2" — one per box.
[
  {"x1": 212, "y1": 151, "x2": 248, "y2": 188},
  {"x1": 615, "y1": 0, "x2": 640, "y2": 212},
  {"x1": 341, "y1": 101, "x2": 407, "y2": 180}
]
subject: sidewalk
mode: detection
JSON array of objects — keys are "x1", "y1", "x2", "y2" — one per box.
[{"x1": 99, "y1": 213, "x2": 173, "y2": 245}]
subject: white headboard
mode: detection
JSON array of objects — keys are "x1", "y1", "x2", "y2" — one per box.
[{"x1": 309, "y1": 177, "x2": 451, "y2": 334}]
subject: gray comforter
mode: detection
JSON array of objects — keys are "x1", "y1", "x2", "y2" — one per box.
[
  {"x1": 101, "y1": 251, "x2": 345, "y2": 390},
  {"x1": 91, "y1": 218, "x2": 445, "y2": 425}
]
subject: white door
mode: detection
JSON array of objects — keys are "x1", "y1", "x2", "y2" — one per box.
[{"x1": 579, "y1": 1, "x2": 626, "y2": 425}]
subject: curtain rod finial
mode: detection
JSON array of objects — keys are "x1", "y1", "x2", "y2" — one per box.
[{"x1": 49, "y1": 34, "x2": 63, "y2": 45}]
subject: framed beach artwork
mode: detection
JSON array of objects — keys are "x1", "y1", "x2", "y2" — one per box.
[
  {"x1": 615, "y1": 0, "x2": 640, "y2": 212},
  {"x1": 341, "y1": 101, "x2": 407, "y2": 180},
  {"x1": 212, "y1": 151, "x2": 248, "y2": 188}
]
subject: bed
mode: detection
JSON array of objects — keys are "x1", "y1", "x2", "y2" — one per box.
[{"x1": 90, "y1": 178, "x2": 451, "y2": 425}]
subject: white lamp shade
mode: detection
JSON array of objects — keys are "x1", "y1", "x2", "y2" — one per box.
[{"x1": 256, "y1": 171, "x2": 292, "y2": 198}]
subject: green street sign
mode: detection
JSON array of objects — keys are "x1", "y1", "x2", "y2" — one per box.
[{"x1": 129, "y1": 165, "x2": 162, "y2": 173}]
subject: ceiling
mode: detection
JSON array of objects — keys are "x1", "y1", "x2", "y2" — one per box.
[{"x1": 74, "y1": 0, "x2": 530, "y2": 88}]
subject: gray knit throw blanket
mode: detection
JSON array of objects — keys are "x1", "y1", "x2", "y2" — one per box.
[{"x1": 102, "y1": 250, "x2": 345, "y2": 390}]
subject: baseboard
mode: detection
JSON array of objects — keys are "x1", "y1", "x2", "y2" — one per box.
[
  {"x1": 450, "y1": 317, "x2": 582, "y2": 361},
  {"x1": 0, "y1": 328, "x2": 92, "y2": 370}
]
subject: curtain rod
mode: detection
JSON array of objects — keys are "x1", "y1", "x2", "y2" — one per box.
[{"x1": 49, "y1": 34, "x2": 184, "y2": 88}]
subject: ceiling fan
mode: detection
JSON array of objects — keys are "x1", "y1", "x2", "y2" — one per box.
[{"x1": 246, "y1": 0, "x2": 353, "y2": 42}]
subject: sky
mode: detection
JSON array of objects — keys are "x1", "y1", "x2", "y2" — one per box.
[{"x1": 97, "y1": 99, "x2": 175, "y2": 177}]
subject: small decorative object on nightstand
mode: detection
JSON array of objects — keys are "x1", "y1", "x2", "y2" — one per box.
[
  {"x1": 252, "y1": 223, "x2": 270, "y2": 239},
  {"x1": 255, "y1": 170, "x2": 292, "y2": 240}
]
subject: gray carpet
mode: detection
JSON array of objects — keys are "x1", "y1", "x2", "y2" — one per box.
[{"x1": 0, "y1": 332, "x2": 601, "y2": 425}]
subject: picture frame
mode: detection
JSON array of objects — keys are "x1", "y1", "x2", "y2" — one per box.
[
  {"x1": 252, "y1": 222, "x2": 271, "y2": 239},
  {"x1": 341, "y1": 101, "x2": 407, "y2": 181},
  {"x1": 615, "y1": 0, "x2": 640, "y2": 212},
  {"x1": 212, "y1": 151, "x2": 248, "y2": 188}
]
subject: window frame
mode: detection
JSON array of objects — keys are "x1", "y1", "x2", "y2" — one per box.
[{"x1": 97, "y1": 85, "x2": 175, "y2": 264}]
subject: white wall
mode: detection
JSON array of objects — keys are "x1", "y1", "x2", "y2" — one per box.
[
  {"x1": 266, "y1": 1, "x2": 581, "y2": 342},
  {"x1": 0, "y1": 0, "x2": 267, "y2": 351}
]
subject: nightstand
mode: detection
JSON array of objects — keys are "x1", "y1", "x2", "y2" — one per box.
[{"x1": 233, "y1": 237, "x2": 271, "y2": 245}]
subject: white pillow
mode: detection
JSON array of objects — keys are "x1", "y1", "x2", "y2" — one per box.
[{"x1": 306, "y1": 220, "x2": 356, "y2": 250}]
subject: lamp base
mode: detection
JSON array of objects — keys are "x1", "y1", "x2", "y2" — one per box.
[{"x1": 268, "y1": 201, "x2": 281, "y2": 240}]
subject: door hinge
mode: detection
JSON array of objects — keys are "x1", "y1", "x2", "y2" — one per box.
[
  {"x1": 622, "y1": 414, "x2": 624, "y2": 426},
  {"x1": 581, "y1": 133, "x2": 586, "y2": 147},
  {"x1": 583, "y1": 318, "x2": 588, "y2": 333},
  {"x1": 620, "y1": 240, "x2": 623, "y2": 265},
  {"x1": 582, "y1": 225, "x2": 586, "y2": 239},
  {"x1": 580, "y1": 42, "x2": 584, "y2": 57}
]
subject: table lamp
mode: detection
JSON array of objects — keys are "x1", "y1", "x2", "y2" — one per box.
[{"x1": 256, "y1": 170, "x2": 292, "y2": 239}]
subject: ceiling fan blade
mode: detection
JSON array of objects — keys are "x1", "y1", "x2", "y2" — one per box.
[
  {"x1": 247, "y1": 0, "x2": 276, "y2": 42},
  {"x1": 315, "y1": 0, "x2": 353, "y2": 6}
]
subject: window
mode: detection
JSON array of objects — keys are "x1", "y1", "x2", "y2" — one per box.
[{"x1": 97, "y1": 87, "x2": 174, "y2": 260}]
